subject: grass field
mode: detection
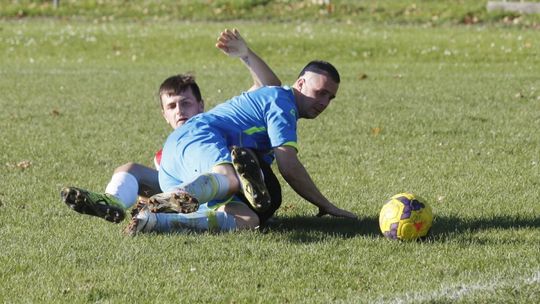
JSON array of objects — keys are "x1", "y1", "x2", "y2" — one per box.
[{"x1": 1, "y1": 13, "x2": 539, "y2": 304}]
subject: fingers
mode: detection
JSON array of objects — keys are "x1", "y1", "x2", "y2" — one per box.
[
  {"x1": 343, "y1": 211, "x2": 358, "y2": 219},
  {"x1": 317, "y1": 207, "x2": 358, "y2": 219},
  {"x1": 215, "y1": 42, "x2": 228, "y2": 52},
  {"x1": 216, "y1": 29, "x2": 235, "y2": 44},
  {"x1": 316, "y1": 209, "x2": 327, "y2": 217},
  {"x1": 216, "y1": 29, "x2": 234, "y2": 52},
  {"x1": 215, "y1": 29, "x2": 235, "y2": 53},
  {"x1": 233, "y1": 28, "x2": 243, "y2": 40},
  {"x1": 215, "y1": 28, "x2": 249, "y2": 58},
  {"x1": 216, "y1": 28, "x2": 244, "y2": 45},
  {"x1": 335, "y1": 209, "x2": 357, "y2": 219}
]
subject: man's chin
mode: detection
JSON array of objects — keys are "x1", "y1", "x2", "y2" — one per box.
[{"x1": 309, "y1": 112, "x2": 320, "y2": 119}]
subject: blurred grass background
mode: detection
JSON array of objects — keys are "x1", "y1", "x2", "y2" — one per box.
[{"x1": 1, "y1": 0, "x2": 540, "y2": 26}]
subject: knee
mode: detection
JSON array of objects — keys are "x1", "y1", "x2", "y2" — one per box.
[{"x1": 114, "y1": 162, "x2": 139, "y2": 174}]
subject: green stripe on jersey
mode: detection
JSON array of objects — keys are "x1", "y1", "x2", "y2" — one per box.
[{"x1": 243, "y1": 126, "x2": 267, "y2": 135}]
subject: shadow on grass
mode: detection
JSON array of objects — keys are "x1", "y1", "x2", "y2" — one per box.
[
  {"x1": 263, "y1": 214, "x2": 540, "y2": 243},
  {"x1": 430, "y1": 214, "x2": 540, "y2": 242}
]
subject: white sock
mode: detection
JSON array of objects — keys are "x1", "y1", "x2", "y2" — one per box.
[{"x1": 105, "y1": 172, "x2": 139, "y2": 209}]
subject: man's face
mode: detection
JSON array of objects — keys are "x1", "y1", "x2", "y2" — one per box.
[
  {"x1": 161, "y1": 87, "x2": 204, "y2": 129},
  {"x1": 294, "y1": 71, "x2": 339, "y2": 119}
]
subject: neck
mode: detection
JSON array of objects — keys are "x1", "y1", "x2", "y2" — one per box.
[{"x1": 291, "y1": 87, "x2": 305, "y2": 119}]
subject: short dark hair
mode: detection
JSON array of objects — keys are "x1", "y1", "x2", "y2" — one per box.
[
  {"x1": 158, "y1": 74, "x2": 202, "y2": 108},
  {"x1": 298, "y1": 60, "x2": 340, "y2": 84}
]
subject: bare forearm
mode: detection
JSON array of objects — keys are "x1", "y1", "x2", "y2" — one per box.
[
  {"x1": 279, "y1": 158, "x2": 333, "y2": 210},
  {"x1": 215, "y1": 28, "x2": 280, "y2": 91},
  {"x1": 275, "y1": 146, "x2": 357, "y2": 219},
  {"x1": 242, "y1": 49, "x2": 281, "y2": 91}
]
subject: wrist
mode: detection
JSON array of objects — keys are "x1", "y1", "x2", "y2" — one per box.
[{"x1": 240, "y1": 54, "x2": 250, "y2": 65}]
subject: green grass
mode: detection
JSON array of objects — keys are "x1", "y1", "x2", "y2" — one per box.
[
  {"x1": 2, "y1": 0, "x2": 540, "y2": 26},
  {"x1": 1, "y1": 17, "x2": 539, "y2": 303}
]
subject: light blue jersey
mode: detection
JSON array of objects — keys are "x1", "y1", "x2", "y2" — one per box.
[{"x1": 159, "y1": 86, "x2": 298, "y2": 192}]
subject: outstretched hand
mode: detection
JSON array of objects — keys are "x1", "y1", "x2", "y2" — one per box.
[
  {"x1": 215, "y1": 28, "x2": 249, "y2": 58},
  {"x1": 316, "y1": 206, "x2": 358, "y2": 219}
]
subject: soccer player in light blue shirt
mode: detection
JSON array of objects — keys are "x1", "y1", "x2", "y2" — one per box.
[
  {"x1": 159, "y1": 85, "x2": 298, "y2": 192},
  {"x1": 127, "y1": 60, "x2": 358, "y2": 235}
]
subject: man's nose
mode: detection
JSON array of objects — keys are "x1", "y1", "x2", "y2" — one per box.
[{"x1": 175, "y1": 102, "x2": 183, "y2": 114}]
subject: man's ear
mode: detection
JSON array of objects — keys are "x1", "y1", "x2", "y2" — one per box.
[{"x1": 293, "y1": 77, "x2": 305, "y2": 91}]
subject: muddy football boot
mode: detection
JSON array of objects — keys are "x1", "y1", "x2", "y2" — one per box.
[
  {"x1": 231, "y1": 146, "x2": 271, "y2": 212},
  {"x1": 60, "y1": 187, "x2": 125, "y2": 223},
  {"x1": 123, "y1": 203, "x2": 157, "y2": 236},
  {"x1": 147, "y1": 190, "x2": 199, "y2": 214}
]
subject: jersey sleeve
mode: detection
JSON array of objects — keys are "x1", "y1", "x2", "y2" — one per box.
[{"x1": 265, "y1": 89, "x2": 298, "y2": 150}]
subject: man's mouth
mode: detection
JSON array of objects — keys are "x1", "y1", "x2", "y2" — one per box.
[{"x1": 175, "y1": 117, "x2": 188, "y2": 127}]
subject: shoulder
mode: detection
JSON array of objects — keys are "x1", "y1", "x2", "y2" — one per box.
[
  {"x1": 252, "y1": 86, "x2": 295, "y2": 106},
  {"x1": 251, "y1": 85, "x2": 292, "y2": 96}
]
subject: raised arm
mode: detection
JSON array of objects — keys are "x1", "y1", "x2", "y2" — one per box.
[
  {"x1": 274, "y1": 146, "x2": 357, "y2": 219},
  {"x1": 216, "y1": 28, "x2": 281, "y2": 91}
]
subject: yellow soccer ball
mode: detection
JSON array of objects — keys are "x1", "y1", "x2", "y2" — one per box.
[{"x1": 379, "y1": 193, "x2": 433, "y2": 240}]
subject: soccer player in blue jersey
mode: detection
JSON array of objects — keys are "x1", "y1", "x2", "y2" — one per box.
[
  {"x1": 126, "y1": 60, "x2": 358, "y2": 235},
  {"x1": 61, "y1": 29, "x2": 282, "y2": 226}
]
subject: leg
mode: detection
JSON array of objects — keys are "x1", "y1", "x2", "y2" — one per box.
[
  {"x1": 109, "y1": 162, "x2": 160, "y2": 200},
  {"x1": 184, "y1": 162, "x2": 242, "y2": 202},
  {"x1": 61, "y1": 162, "x2": 159, "y2": 223},
  {"x1": 124, "y1": 200, "x2": 259, "y2": 235},
  {"x1": 217, "y1": 202, "x2": 260, "y2": 229},
  {"x1": 60, "y1": 187, "x2": 126, "y2": 223},
  {"x1": 136, "y1": 162, "x2": 240, "y2": 216}
]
